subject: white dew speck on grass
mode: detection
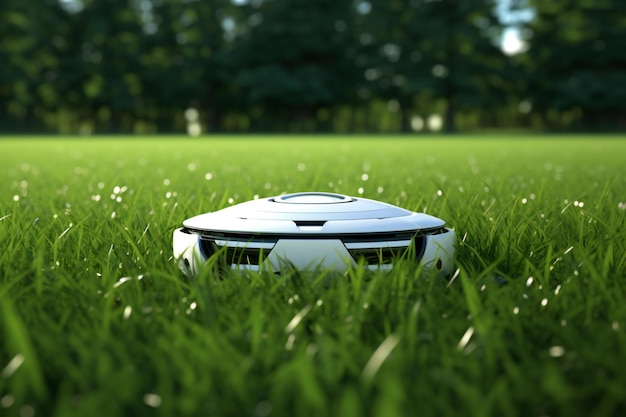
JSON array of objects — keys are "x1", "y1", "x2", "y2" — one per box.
[
  {"x1": 57, "y1": 223, "x2": 73, "y2": 240},
  {"x1": 20, "y1": 180, "x2": 28, "y2": 190},
  {"x1": 1, "y1": 354, "x2": 25, "y2": 379},
  {"x1": 285, "y1": 304, "x2": 312, "y2": 333},
  {"x1": 113, "y1": 277, "x2": 132, "y2": 289},
  {"x1": 362, "y1": 333, "x2": 400, "y2": 383},
  {"x1": 457, "y1": 326, "x2": 475, "y2": 351},
  {"x1": 110, "y1": 185, "x2": 129, "y2": 203},
  {"x1": 113, "y1": 274, "x2": 144, "y2": 289}
]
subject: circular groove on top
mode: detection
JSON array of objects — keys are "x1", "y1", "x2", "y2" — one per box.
[{"x1": 273, "y1": 192, "x2": 354, "y2": 204}]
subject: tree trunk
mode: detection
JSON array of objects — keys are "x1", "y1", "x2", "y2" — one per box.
[
  {"x1": 400, "y1": 101, "x2": 411, "y2": 133},
  {"x1": 444, "y1": 97, "x2": 456, "y2": 133}
]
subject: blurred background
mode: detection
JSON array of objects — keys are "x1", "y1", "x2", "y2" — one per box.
[{"x1": 1, "y1": 0, "x2": 624, "y2": 135}]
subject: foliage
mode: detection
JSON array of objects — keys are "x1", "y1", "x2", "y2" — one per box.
[
  {"x1": 228, "y1": 0, "x2": 356, "y2": 130},
  {"x1": 0, "y1": 0, "x2": 624, "y2": 133},
  {"x1": 1, "y1": 136, "x2": 626, "y2": 416},
  {"x1": 360, "y1": 0, "x2": 510, "y2": 132},
  {"x1": 522, "y1": 0, "x2": 626, "y2": 130}
]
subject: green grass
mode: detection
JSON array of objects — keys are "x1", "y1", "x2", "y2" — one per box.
[{"x1": 1, "y1": 135, "x2": 625, "y2": 417}]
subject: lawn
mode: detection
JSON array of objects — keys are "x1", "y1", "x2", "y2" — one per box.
[{"x1": 1, "y1": 135, "x2": 625, "y2": 417}]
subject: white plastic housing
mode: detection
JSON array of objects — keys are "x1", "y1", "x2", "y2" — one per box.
[{"x1": 173, "y1": 192, "x2": 455, "y2": 276}]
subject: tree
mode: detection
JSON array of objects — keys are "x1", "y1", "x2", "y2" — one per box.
[
  {"x1": 523, "y1": 0, "x2": 626, "y2": 130},
  {"x1": 142, "y1": 0, "x2": 231, "y2": 132},
  {"x1": 0, "y1": 0, "x2": 64, "y2": 132},
  {"x1": 75, "y1": 0, "x2": 147, "y2": 132},
  {"x1": 411, "y1": 0, "x2": 509, "y2": 132},
  {"x1": 352, "y1": 0, "x2": 510, "y2": 132},
  {"x1": 227, "y1": 0, "x2": 356, "y2": 131}
]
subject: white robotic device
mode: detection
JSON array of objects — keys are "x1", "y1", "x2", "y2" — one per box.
[{"x1": 173, "y1": 192, "x2": 455, "y2": 276}]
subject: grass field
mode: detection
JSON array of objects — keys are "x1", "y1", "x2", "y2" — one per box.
[{"x1": 1, "y1": 135, "x2": 625, "y2": 417}]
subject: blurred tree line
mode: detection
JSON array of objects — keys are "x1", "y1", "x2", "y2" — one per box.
[{"x1": 0, "y1": 0, "x2": 624, "y2": 134}]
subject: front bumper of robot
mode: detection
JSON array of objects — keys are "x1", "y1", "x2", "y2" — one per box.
[{"x1": 173, "y1": 226, "x2": 456, "y2": 276}]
